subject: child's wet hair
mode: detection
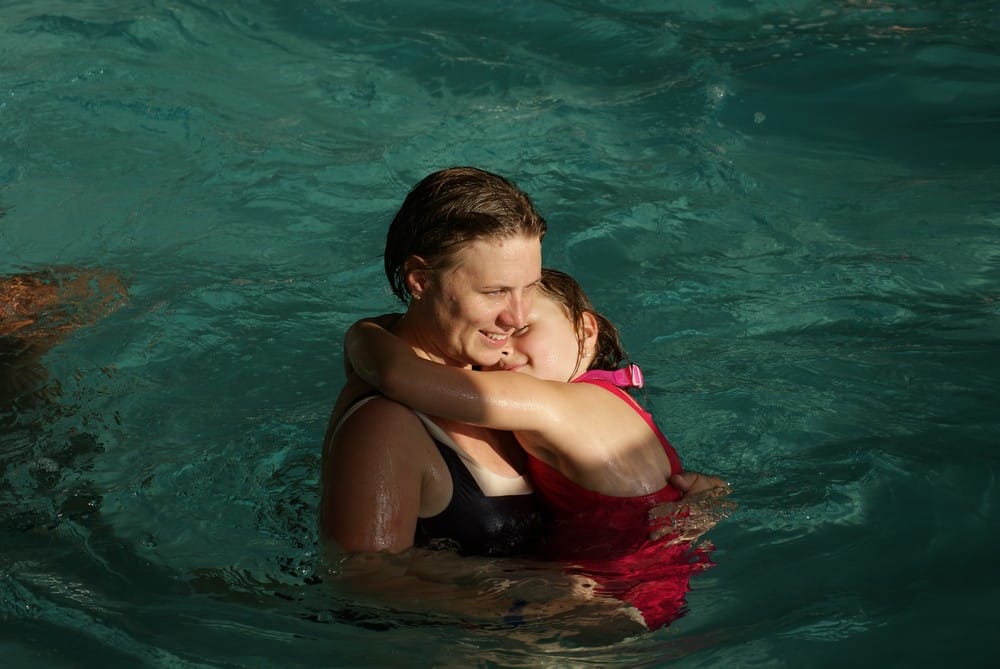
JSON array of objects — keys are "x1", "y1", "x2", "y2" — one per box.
[{"x1": 538, "y1": 268, "x2": 626, "y2": 371}]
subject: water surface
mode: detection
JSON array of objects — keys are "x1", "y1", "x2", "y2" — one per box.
[{"x1": 2, "y1": 1, "x2": 999, "y2": 667}]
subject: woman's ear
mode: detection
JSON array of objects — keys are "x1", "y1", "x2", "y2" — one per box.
[{"x1": 403, "y1": 256, "x2": 431, "y2": 300}]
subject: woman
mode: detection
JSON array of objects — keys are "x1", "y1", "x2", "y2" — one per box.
[
  {"x1": 345, "y1": 268, "x2": 726, "y2": 628},
  {"x1": 321, "y1": 167, "x2": 548, "y2": 557}
]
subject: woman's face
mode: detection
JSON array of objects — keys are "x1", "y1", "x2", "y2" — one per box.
[
  {"x1": 491, "y1": 292, "x2": 595, "y2": 382},
  {"x1": 411, "y1": 235, "x2": 542, "y2": 368}
]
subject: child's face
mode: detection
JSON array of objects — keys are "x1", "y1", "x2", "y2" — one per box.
[{"x1": 489, "y1": 292, "x2": 586, "y2": 382}]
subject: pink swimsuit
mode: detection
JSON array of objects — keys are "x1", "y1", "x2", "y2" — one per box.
[{"x1": 527, "y1": 366, "x2": 713, "y2": 629}]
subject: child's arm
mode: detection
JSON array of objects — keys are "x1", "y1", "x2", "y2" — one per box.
[{"x1": 345, "y1": 319, "x2": 560, "y2": 432}]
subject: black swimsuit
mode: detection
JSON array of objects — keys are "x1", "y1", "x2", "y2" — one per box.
[
  {"x1": 336, "y1": 396, "x2": 542, "y2": 557},
  {"x1": 413, "y1": 420, "x2": 542, "y2": 557}
]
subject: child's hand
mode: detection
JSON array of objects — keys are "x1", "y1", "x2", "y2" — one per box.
[{"x1": 669, "y1": 470, "x2": 730, "y2": 499}]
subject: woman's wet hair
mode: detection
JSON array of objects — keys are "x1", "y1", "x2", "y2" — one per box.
[
  {"x1": 538, "y1": 268, "x2": 626, "y2": 372},
  {"x1": 384, "y1": 167, "x2": 547, "y2": 303}
]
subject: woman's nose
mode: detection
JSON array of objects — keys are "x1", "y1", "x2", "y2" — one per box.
[{"x1": 498, "y1": 292, "x2": 529, "y2": 330}]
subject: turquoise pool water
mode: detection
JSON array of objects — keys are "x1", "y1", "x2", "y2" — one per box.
[{"x1": 2, "y1": 1, "x2": 999, "y2": 667}]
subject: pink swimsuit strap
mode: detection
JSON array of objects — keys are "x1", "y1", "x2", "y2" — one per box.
[{"x1": 575, "y1": 363, "x2": 644, "y2": 388}]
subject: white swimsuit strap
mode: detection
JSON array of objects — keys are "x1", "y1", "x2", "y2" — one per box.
[
  {"x1": 331, "y1": 397, "x2": 532, "y2": 497},
  {"x1": 329, "y1": 394, "x2": 382, "y2": 440},
  {"x1": 413, "y1": 411, "x2": 533, "y2": 497}
]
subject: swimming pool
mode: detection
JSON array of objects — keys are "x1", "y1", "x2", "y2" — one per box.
[{"x1": 2, "y1": 0, "x2": 998, "y2": 666}]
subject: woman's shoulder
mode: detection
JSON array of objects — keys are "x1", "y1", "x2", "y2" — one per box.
[
  {"x1": 328, "y1": 388, "x2": 428, "y2": 445},
  {"x1": 323, "y1": 393, "x2": 446, "y2": 493}
]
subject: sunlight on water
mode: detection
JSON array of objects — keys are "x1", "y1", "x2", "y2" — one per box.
[{"x1": 2, "y1": 1, "x2": 999, "y2": 667}]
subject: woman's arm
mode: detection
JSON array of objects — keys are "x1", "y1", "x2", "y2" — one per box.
[
  {"x1": 345, "y1": 319, "x2": 563, "y2": 433},
  {"x1": 320, "y1": 395, "x2": 432, "y2": 553}
]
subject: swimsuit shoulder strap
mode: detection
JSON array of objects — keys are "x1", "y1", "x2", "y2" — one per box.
[
  {"x1": 574, "y1": 363, "x2": 644, "y2": 388},
  {"x1": 328, "y1": 392, "x2": 383, "y2": 440},
  {"x1": 412, "y1": 411, "x2": 533, "y2": 497}
]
